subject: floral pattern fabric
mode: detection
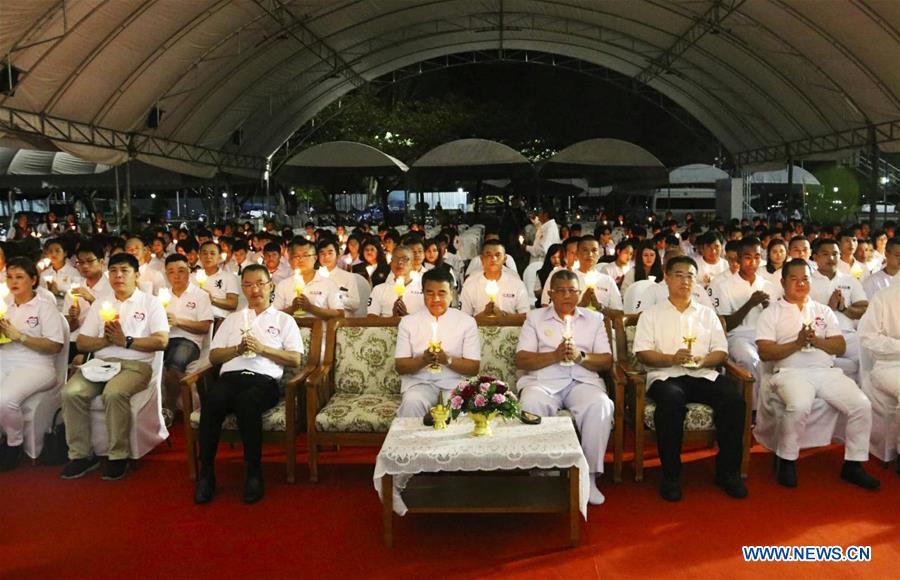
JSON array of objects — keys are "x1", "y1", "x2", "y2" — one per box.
[{"x1": 643, "y1": 400, "x2": 715, "y2": 431}]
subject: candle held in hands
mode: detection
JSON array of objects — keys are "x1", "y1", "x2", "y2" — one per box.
[{"x1": 485, "y1": 280, "x2": 499, "y2": 303}]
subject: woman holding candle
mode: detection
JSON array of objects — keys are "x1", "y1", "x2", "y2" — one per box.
[
  {"x1": 272, "y1": 240, "x2": 343, "y2": 319},
  {"x1": 0, "y1": 257, "x2": 66, "y2": 471},
  {"x1": 352, "y1": 239, "x2": 390, "y2": 287},
  {"x1": 515, "y1": 269, "x2": 615, "y2": 505},
  {"x1": 195, "y1": 264, "x2": 303, "y2": 504},
  {"x1": 394, "y1": 268, "x2": 480, "y2": 418},
  {"x1": 42, "y1": 238, "x2": 83, "y2": 307},
  {"x1": 337, "y1": 233, "x2": 363, "y2": 271}
]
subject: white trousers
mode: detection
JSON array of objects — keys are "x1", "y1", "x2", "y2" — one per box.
[
  {"x1": 0, "y1": 365, "x2": 57, "y2": 446},
  {"x1": 770, "y1": 367, "x2": 872, "y2": 461},
  {"x1": 870, "y1": 365, "x2": 900, "y2": 449},
  {"x1": 397, "y1": 384, "x2": 444, "y2": 418},
  {"x1": 728, "y1": 333, "x2": 762, "y2": 407},
  {"x1": 520, "y1": 381, "x2": 614, "y2": 474}
]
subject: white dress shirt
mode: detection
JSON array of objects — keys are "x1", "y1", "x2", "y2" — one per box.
[
  {"x1": 0, "y1": 294, "x2": 65, "y2": 367},
  {"x1": 696, "y1": 257, "x2": 729, "y2": 287},
  {"x1": 862, "y1": 269, "x2": 894, "y2": 300},
  {"x1": 809, "y1": 270, "x2": 867, "y2": 332},
  {"x1": 79, "y1": 289, "x2": 169, "y2": 364},
  {"x1": 464, "y1": 255, "x2": 519, "y2": 280},
  {"x1": 62, "y1": 275, "x2": 114, "y2": 341},
  {"x1": 167, "y1": 284, "x2": 214, "y2": 349},
  {"x1": 272, "y1": 272, "x2": 342, "y2": 315},
  {"x1": 858, "y1": 278, "x2": 900, "y2": 369},
  {"x1": 539, "y1": 268, "x2": 623, "y2": 310},
  {"x1": 756, "y1": 298, "x2": 842, "y2": 371},
  {"x1": 633, "y1": 299, "x2": 728, "y2": 388},
  {"x1": 515, "y1": 306, "x2": 610, "y2": 393},
  {"x1": 325, "y1": 266, "x2": 361, "y2": 312},
  {"x1": 460, "y1": 271, "x2": 531, "y2": 316},
  {"x1": 367, "y1": 276, "x2": 424, "y2": 317},
  {"x1": 631, "y1": 280, "x2": 713, "y2": 313},
  {"x1": 212, "y1": 307, "x2": 304, "y2": 380},
  {"x1": 710, "y1": 272, "x2": 783, "y2": 336},
  {"x1": 395, "y1": 308, "x2": 480, "y2": 392}
]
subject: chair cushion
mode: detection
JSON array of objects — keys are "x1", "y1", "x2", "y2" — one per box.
[
  {"x1": 190, "y1": 400, "x2": 287, "y2": 432},
  {"x1": 478, "y1": 325, "x2": 523, "y2": 389},
  {"x1": 316, "y1": 393, "x2": 402, "y2": 433},
  {"x1": 643, "y1": 400, "x2": 715, "y2": 431},
  {"x1": 334, "y1": 326, "x2": 401, "y2": 396}
]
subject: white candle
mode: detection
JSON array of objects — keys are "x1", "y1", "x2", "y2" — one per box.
[
  {"x1": 220, "y1": 252, "x2": 228, "y2": 263},
  {"x1": 564, "y1": 314, "x2": 572, "y2": 338},
  {"x1": 584, "y1": 270, "x2": 599, "y2": 289},
  {"x1": 518, "y1": 235, "x2": 524, "y2": 245},
  {"x1": 69, "y1": 282, "x2": 81, "y2": 306},
  {"x1": 0, "y1": 283, "x2": 8, "y2": 299},
  {"x1": 158, "y1": 288, "x2": 171, "y2": 309},
  {"x1": 99, "y1": 301, "x2": 117, "y2": 322},
  {"x1": 293, "y1": 269, "x2": 305, "y2": 295},
  {"x1": 684, "y1": 313, "x2": 694, "y2": 337},
  {"x1": 242, "y1": 308, "x2": 250, "y2": 329},
  {"x1": 393, "y1": 277, "x2": 406, "y2": 297},
  {"x1": 431, "y1": 320, "x2": 439, "y2": 344},
  {"x1": 195, "y1": 270, "x2": 208, "y2": 288},
  {"x1": 0, "y1": 298, "x2": 7, "y2": 317},
  {"x1": 485, "y1": 280, "x2": 499, "y2": 302}
]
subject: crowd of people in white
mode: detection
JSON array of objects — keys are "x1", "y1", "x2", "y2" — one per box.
[{"x1": 0, "y1": 208, "x2": 898, "y2": 506}]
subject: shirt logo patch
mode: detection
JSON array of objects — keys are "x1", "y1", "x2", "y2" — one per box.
[
  {"x1": 186, "y1": 301, "x2": 196, "y2": 309},
  {"x1": 544, "y1": 329, "x2": 553, "y2": 337},
  {"x1": 215, "y1": 279, "x2": 223, "y2": 289},
  {"x1": 133, "y1": 311, "x2": 146, "y2": 321},
  {"x1": 26, "y1": 316, "x2": 39, "y2": 328},
  {"x1": 267, "y1": 326, "x2": 280, "y2": 336}
]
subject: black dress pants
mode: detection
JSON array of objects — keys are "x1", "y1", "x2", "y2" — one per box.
[
  {"x1": 647, "y1": 374, "x2": 745, "y2": 479},
  {"x1": 198, "y1": 370, "x2": 280, "y2": 467}
]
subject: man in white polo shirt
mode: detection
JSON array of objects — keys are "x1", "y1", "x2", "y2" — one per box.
[
  {"x1": 808, "y1": 238, "x2": 868, "y2": 371},
  {"x1": 538, "y1": 236, "x2": 623, "y2": 313},
  {"x1": 756, "y1": 259, "x2": 878, "y2": 490},
  {"x1": 273, "y1": 240, "x2": 343, "y2": 319},
  {"x1": 368, "y1": 246, "x2": 423, "y2": 317},
  {"x1": 634, "y1": 255, "x2": 746, "y2": 502},
  {"x1": 63, "y1": 241, "x2": 113, "y2": 361},
  {"x1": 711, "y1": 237, "x2": 782, "y2": 403},
  {"x1": 161, "y1": 254, "x2": 214, "y2": 427},
  {"x1": 460, "y1": 240, "x2": 530, "y2": 318},
  {"x1": 193, "y1": 240, "x2": 239, "y2": 323},
  {"x1": 60, "y1": 253, "x2": 169, "y2": 481},
  {"x1": 516, "y1": 269, "x2": 614, "y2": 505},
  {"x1": 195, "y1": 265, "x2": 303, "y2": 505},
  {"x1": 394, "y1": 268, "x2": 480, "y2": 417},
  {"x1": 695, "y1": 231, "x2": 729, "y2": 288},
  {"x1": 125, "y1": 236, "x2": 167, "y2": 296},
  {"x1": 858, "y1": 274, "x2": 900, "y2": 473},
  {"x1": 862, "y1": 237, "x2": 899, "y2": 299}
]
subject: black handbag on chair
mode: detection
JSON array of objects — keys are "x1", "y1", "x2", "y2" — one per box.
[{"x1": 37, "y1": 409, "x2": 69, "y2": 466}]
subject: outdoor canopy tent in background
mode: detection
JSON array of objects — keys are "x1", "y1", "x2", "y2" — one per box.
[
  {"x1": 540, "y1": 138, "x2": 668, "y2": 186},
  {"x1": 668, "y1": 163, "x2": 730, "y2": 185},
  {"x1": 277, "y1": 141, "x2": 408, "y2": 182},
  {"x1": 750, "y1": 165, "x2": 821, "y2": 186},
  {"x1": 409, "y1": 139, "x2": 533, "y2": 182}
]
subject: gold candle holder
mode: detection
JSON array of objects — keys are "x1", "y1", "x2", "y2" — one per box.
[{"x1": 430, "y1": 392, "x2": 450, "y2": 430}]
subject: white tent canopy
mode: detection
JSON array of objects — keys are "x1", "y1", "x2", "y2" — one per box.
[
  {"x1": 0, "y1": 0, "x2": 897, "y2": 170},
  {"x1": 412, "y1": 139, "x2": 530, "y2": 169},
  {"x1": 0, "y1": 146, "x2": 110, "y2": 175},
  {"x1": 669, "y1": 163, "x2": 730, "y2": 185},
  {"x1": 750, "y1": 165, "x2": 820, "y2": 185},
  {"x1": 280, "y1": 141, "x2": 408, "y2": 178}
]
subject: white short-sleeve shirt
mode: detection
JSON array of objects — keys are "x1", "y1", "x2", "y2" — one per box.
[
  {"x1": 633, "y1": 299, "x2": 728, "y2": 389},
  {"x1": 192, "y1": 268, "x2": 240, "y2": 319},
  {"x1": 367, "y1": 276, "x2": 424, "y2": 317},
  {"x1": 212, "y1": 307, "x2": 304, "y2": 380},
  {"x1": 697, "y1": 258, "x2": 729, "y2": 287},
  {"x1": 857, "y1": 280, "x2": 900, "y2": 370},
  {"x1": 62, "y1": 275, "x2": 114, "y2": 341},
  {"x1": 325, "y1": 266, "x2": 360, "y2": 312},
  {"x1": 167, "y1": 284, "x2": 214, "y2": 349},
  {"x1": 710, "y1": 272, "x2": 783, "y2": 336},
  {"x1": 755, "y1": 298, "x2": 842, "y2": 371},
  {"x1": 272, "y1": 273, "x2": 342, "y2": 316},
  {"x1": 138, "y1": 264, "x2": 167, "y2": 296},
  {"x1": 0, "y1": 294, "x2": 65, "y2": 367},
  {"x1": 395, "y1": 308, "x2": 480, "y2": 392},
  {"x1": 862, "y1": 269, "x2": 893, "y2": 301},
  {"x1": 79, "y1": 289, "x2": 169, "y2": 364},
  {"x1": 635, "y1": 280, "x2": 713, "y2": 313},
  {"x1": 539, "y1": 267, "x2": 623, "y2": 311},
  {"x1": 460, "y1": 271, "x2": 532, "y2": 316},
  {"x1": 515, "y1": 306, "x2": 610, "y2": 393},
  {"x1": 809, "y1": 270, "x2": 867, "y2": 332}
]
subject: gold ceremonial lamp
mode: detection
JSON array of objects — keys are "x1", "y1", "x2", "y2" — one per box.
[
  {"x1": 427, "y1": 320, "x2": 442, "y2": 373},
  {"x1": 682, "y1": 334, "x2": 700, "y2": 368},
  {"x1": 430, "y1": 392, "x2": 450, "y2": 430}
]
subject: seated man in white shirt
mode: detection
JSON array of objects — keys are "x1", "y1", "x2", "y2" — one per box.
[
  {"x1": 394, "y1": 268, "x2": 480, "y2": 417},
  {"x1": 756, "y1": 259, "x2": 878, "y2": 490},
  {"x1": 273, "y1": 240, "x2": 343, "y2": 319},
  {"x1": 516, "y1": 269, "x2": 614, "y2": 505},
  {"x1": 836, "y1": 232, "x2": 866, "y2": 277},
  {"x1": 711, "y1": 237, "x2": 782, "y2": 403},
  {"x1": 226, "y1": 239, "x2": 255, "y2": 275},
  {"x1": 194, "y1": 241, "x2": 239, "y2": 324},
  {"x1": 862, "y1": 236, "x2": 899, "y2": 299},
  {"x1": 460, "y1": 240, "x2": 531, "y2": 319},
  {"x1": 695, "y1": 231, "x2": 729, "y2": 288},
  {"x1": 572, "y1": 235, "x2": 624, "y2": 316},
  {"x1": 195, "y1": 265, "x2": 303, "y2": 505},
  {"x1": 262, "y1": 241, "x2": 292, "y2": 285},
  {"x1": 858, "y1": 275, "x2": 900, "y2": 474},
  {"x1": 633, "y1": 256, "x2": 747, "y2": 502},
  {"x1": 60, "y1": 253, "x2": 169, "y2": 481},
  {"x1": 64, "y1": 241, "x2": 114, "y2": 361},
  {"x1": 161, "y1": 254, "x2": 214, "y2": 427},
  {"x1": 317, "y1": 238, "x2": 361, "y2": 316},
  {"x1": 464, "y1": 233, "x2": 519, "y2": 280},
  {"x1": 125, "y1": 236, "x2": 167, "y2": 295},
  {"x1": 368, "y1": 245, "x2": 423, "y2": 317},
  {"x1": 809, "y1": 238, "x2": 868, "y2": 369}
]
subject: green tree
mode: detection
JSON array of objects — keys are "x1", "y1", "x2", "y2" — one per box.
[{"x1": 807, "y1": 166, "x2": 861, "y2": 223}]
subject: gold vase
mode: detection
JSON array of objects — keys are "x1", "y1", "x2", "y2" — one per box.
[{"x1": 470, "y1": 412, "x2": 498, "y2": 437}]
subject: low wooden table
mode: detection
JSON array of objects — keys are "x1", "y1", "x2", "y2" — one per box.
[{"x1": 374, "y1": 417, "x2": 590, "y2": 547}]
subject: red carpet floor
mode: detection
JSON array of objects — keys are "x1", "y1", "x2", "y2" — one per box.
[{"x1": 3, "y1": 427, "x2": 898, "y2": 579}]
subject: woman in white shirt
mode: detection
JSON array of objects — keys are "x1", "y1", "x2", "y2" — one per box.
[
  {"x1": 758, "y1": 238, "x2": 787, "y2": 285},
  {"x1": 0, "y1": 257, "x2": 65, "y2": 471}
]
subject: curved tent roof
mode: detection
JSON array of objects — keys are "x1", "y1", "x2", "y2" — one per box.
[
  {"x1": 0, "y1": 146, "x2": 109, "y2": 175},
  {"x1": 541, "y1": 138, "x2": 667, "y2": 185},
  {"x1": 410, "y1": 139, "x2": 532, "y2": 180},
  {"x1": 0, "y1": 0, "x2": 898, "y2": 171},
  {"x1": 750, "y1": 165, "x2": 820, "y2": 186},
  {"x1": 669, "y1": 163, "x2": 730, "y2": 185},
  {"x1": 278, "y1": 141, "x2": 407, "y2": 182}
]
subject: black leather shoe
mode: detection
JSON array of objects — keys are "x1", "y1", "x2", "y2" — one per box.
[
  {"x1": 840, "y1": 461, "x2": 880, "y2": 490},
  {"x1": 659, "y1": 477, "x2": 682, "y2": 502},
  {"x1": 61, "y1": 456, "x2": 101, "y2": 479},
  {"x1": 0, "y1": 444, "x2": 23, "y2": 472},
  {"x1": 194, "y1": 474, "x2": 216, "y2": 504},
  {"x1": 715, "y1": 474, "x2": 749, "y2": 499},
  {"x1": 102, "y1": 459, "x2": 129, "y2": 481},
  {"x1": 776, "y1": 457, "x2": 797, "y2": 487},
  {"x1": 243, "y1": 472, "x2": 265, "y2": 504}
]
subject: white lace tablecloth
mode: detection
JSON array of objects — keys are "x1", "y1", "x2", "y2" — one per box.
[{"x1": 374, "y1": 416, "x2": 590, "y2": 518}]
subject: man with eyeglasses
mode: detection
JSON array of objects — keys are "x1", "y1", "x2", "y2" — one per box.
[
  {"x1": 756, "y1": 259, "x2": 878, "y2": 490},
  {"x1": 515, "y1": 269, "x2": 615, "y2": 505},
  {"x1": 63, "y1": 241, "x2": 114, "y2": 361},
  {"x1": 60, "y1": 253, "x2": 169, "y2": 481},
  {"x1": 195, "y1": 265, "x2": 303, "y2": 504},
  {"x1": 368, "y1": 245, "x2": 423, "y2": 317},
  {"x1": 633, "y1": 256, "x2": 747, "y2": 502},
  {"x1": 272, "y1": 240, "x2": 343, "y2": 319}
]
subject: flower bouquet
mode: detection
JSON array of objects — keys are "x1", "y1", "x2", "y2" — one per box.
[{"x1": 448, "y1": 376, "x2": 521, "y2": 436}]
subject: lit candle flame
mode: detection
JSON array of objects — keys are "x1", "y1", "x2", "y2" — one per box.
[
  {"x1": 195, "y1": 270, "x2": 208, "y2": 288},
  {"x1": 393, "y1": 277, "x2": 406, "y2": 297},
  {"x1": 99, "y1": 301, "x2": 118, "y2": 322},
  {"x1": 584, "y1": 270, "x2": 599, "y2": 289},
  {"x1": 485, "y1": 279, "x2": 499, "y2": 302},
  {"x1": 158, "y1": 288, "x2": 171, "y2": 309}
]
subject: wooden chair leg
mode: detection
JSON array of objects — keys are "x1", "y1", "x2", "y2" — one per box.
[
  {"x1": 308, "y1": 432, "x2": 319, "y2": 483},
  {"x1": 285, "y1": 396, "x2": 296, "y2": 484},
  {"x1": 613, "y1": 410, "x2": 624, "y2": 484},
  {"x1": 634, "y1": 412, "x2": 645, "y2": 483}
]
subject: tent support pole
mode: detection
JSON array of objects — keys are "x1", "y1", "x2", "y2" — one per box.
[
  {"x1": 114, "y1": 165, "x2": 121, "y2": 233},
  {"x1": 125, "y1": 160, "x2": 132, "y2": 232},
  {"x1": 869, "y1": 125, "x2": 879, "y2": 225}
]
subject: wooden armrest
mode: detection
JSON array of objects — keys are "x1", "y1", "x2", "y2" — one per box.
[
  {"x1": 623, "y1": 313, "x2": 641, "y2": 327},
  {"x1": 284, "y1": 365, "x2": 315, "y2": 397},
  {"x1": 306, "y1": 363, "x2": 335, "y2": 413},
  {"x1": 724, "y1": 359, "x2": 753, "y2": 383}
]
